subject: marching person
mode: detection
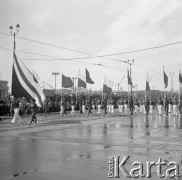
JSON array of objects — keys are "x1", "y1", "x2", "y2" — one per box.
[
  {"x1": 26, "y1": 98, "x2": 39, "y2": 125},
  {"x1": 103, "y1": 97, "x2": 107, "y2": 117},
  {"x1": 59, "y1": 99, "x2": 63, "y2": 116},
  {"x1": 145, "y1": 97, "x2": 150, "y2": 117},
  {"x1": 92, "y1": 99, "x2": 95, "y2": 113},
  {"x1": 70, "y1": 99, "x2": 75, "y2": 115},
  {"x1": 43, "y1": 97, "x2": 49, "y2": 116},
  {"x1": 149, "y1": 97, "x2": 153, "y2": 114},
  {"x1": 118, "y1": 98, "x2": 122, "y2": 113},
  {"x1": 110, "y1": 98, "x2": 114, "y2": 114},
  {"x1": 97, "y1": 98, "x2": 101, "y2": 114},
  {"x1": 168, "y1": 96, "x2": 172, "y2": 114},
  {"x1": 11, "y1": 97, "x2": 21, "y2": 124},
  {"x1": 123, "y1": 97, "x2": 128, "y2": 114},
  {"x1": 87, "y1": 97, "x2": 92, "y2": 116},
  {"x1": 172, "y1": 96, "x2": 178, "y2": 116},
  {"x1": 140, "y1": 98, "x2": 145, "y2": 115},
  {"x1": 107, "y1": 97, "x2": 110, "y2": 112},
  {"x1": 157, "y1": 97, "x2": 163, "y2": 116},
  {"x1": 62, "y1": 98, "x2": 67, "y2": 117},
  {"x1": 79, "y1": 97, "x2": 83, "y2": 116},
  {"x1": 164, "y1": 96, "x2": 169, "y2": 116},
  {"x1": 82, "y1": 98, "x2": 86, "y2": 115},
  {"x1": 134, "y1": 98, "x2": 138, "y2": 114}
]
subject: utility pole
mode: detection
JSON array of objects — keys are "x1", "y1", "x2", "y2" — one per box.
[
  {"x1": 52, "y1": 72, "x2": 60, "y2": 94},
  {"x1": 72, "y1": 77, "x2": 77, "y2": 93},
  {"x1": 169, "y1": 72, "x2": 175, "y2": 95},
  {"x1": 9, "y1": 24, "x2": 20, "y2": 50}
]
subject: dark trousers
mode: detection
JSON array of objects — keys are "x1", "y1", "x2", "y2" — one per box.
[
  {"x1": 79, "y1": 106, "x2": 83, "y2": 115},
  {"x1": 87, "y1": 108, "x2": 92, "y2": 116},
  {"x1": 103, "y1": 107, "x2": 107, "y2": 116},
  {"x1": 30, "y1": 111, "x2": 37, "y2": 124}
]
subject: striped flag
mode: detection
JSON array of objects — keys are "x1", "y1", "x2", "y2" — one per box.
[
  {"x1": 78, "y1": 70, "x2": 86, "y2": 88},
  {"x1": 11, "y1": 52, "x2": 45, "y2": 107},
  {"x1": 103, "y1": 76, "x2": 112, "y2": 95}
]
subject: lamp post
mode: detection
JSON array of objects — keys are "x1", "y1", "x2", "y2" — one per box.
[
  {"x1": 9, "y1": 24, "x2": 20, "y2": 50},
  {"x1": 169, "y1": 72, "x2": 175, "y2": 94},
  {"x1": 52, "y1": 72, "x2": 60, "y2": 94}
]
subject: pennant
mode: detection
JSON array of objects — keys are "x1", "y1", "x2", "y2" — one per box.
[
  {"x1": 163, "y1": 67, "x2": 168, "y2": 89},
  {"x1": 62, "y1": 74, "x2": 73, "y2": 88},
  {"x1": 86, "y1": 68, "x2": 94, "y2": 84},
  {"x1": 11, "y1": 52, "x2": 45, "y2": 107},
  {"x1": 127, "y1": 69, "x2": 132, "y2": 85},
  {"x1": 103, "y1": 76, "x2": 112, "y2": 95},
  {"x1": 146, "y1": 71, "x2": 150, "y2": 91},
  {"x1": 78, "y1": 70, "x2": 86, "y2": 88}
]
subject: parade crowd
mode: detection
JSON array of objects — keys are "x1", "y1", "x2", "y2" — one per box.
[{"x1": 0, "y1": 92, "x2": 182, "y2": 125}]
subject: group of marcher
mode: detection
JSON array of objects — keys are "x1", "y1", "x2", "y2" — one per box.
[{"x1": 1, "y1": 93, "x2": 182, "y2": 125}]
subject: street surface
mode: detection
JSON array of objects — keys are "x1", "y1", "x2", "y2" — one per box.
[{"x1": 0, "y1": 110, "x2": 182, "y2": 180}]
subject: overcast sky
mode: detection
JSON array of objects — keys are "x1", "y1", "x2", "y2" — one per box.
[{"x1": 0, "y1": 0, "x2": 182, "y2": 92}]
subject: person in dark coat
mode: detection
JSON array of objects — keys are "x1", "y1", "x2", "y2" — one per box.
[
  {"x1": 87, "y1": 98, "x2": 92, "y2": 116},
  {"x1": 102, "y1": 97, "x2": 107, "y2": 117},
  {"x1": 26, "y1": 98, "x2": 39, "y2": 125}
]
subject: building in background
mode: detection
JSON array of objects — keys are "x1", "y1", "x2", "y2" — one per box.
[{"x1": 0, "y1": 80, "x2": 9, "y2": 100}]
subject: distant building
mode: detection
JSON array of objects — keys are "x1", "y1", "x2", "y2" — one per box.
[{"x1": 0, "y1": 80, "x2": 9, "y2": 100}]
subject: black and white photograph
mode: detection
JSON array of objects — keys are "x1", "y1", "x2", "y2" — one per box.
[{"x1": 0, "y1": 0, "x2": 182, "y2": 179}]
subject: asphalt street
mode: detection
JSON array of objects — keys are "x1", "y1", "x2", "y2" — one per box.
[{"x1": 0, "y1": 110, "x2": 182, "y2": 180}]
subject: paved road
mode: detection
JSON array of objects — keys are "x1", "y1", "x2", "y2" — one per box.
[{"x1": 0, "y1": 111, "x2": 182, "y2": 180}]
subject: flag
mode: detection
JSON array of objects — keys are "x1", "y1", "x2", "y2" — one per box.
[
  {"x1": 127, "y1": 69, "x2": 132, "y2": 85},
  {"x1": 86, "y1": 68, "x2": 94, "y2": 84},
  {"x1": 163, "y1": 67, "x2": 168, "y2": 89},
  {"x1": 179, "y1": 67, "x2": 182, "y2": 91},
  {"x1": 78, "y1": 70, "x2": 86, "y2": 88},
  {"x1": 11, "y1": 52, "x2": 45, "y2": 107},
  {"x1": 62, "y1": 74, "x2": 73, "y2": 88},
  {"x1": 146, "y1": 71, "x2": 150, "y2": 91},
  {"x1": 103, "y1": 76, "x2": 112, "y2": 95}
]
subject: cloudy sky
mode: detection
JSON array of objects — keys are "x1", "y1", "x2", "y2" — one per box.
[{"x1": 0, "y1": 0, "x2": 182, "y2": 92}]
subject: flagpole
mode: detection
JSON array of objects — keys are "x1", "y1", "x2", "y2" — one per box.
[
  {"x1": 145, "y1": 71, "x2": 147, "y2": 99},
  {"x1": 179, "y1": 63, "x2": 182, "y2": 128},
  {"x1": 163, "y1": 66, "x2": 165, "y2": 109},
  {"x1": 179, "y1": 64, "x2": 181, "y2": 107},
  {"x1": 61, "y1": 73, "x2": 63, "y2": 106}
]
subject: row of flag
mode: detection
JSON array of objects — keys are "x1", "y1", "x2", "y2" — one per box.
[
  {"x1": 62, "y1": 68, "x2": 94, "y2": 89},
  {"x1": 11, "y1": 52, "x2": 182, "y2": 107}
]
